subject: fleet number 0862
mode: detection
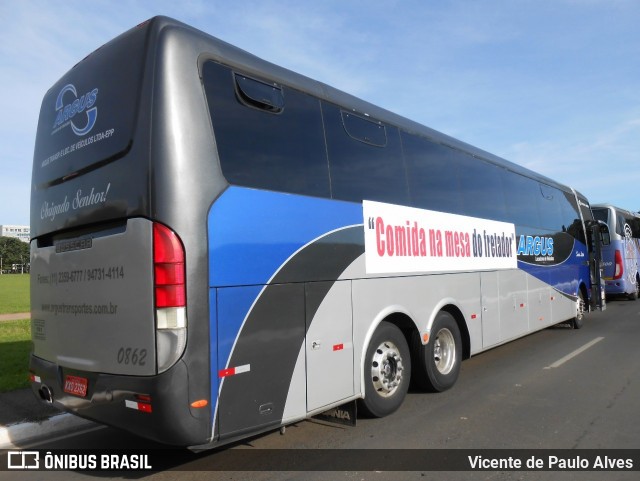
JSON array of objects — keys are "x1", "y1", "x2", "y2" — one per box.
[{"x1": 117, "y1": 347, "x2": 147, "y2": 366}]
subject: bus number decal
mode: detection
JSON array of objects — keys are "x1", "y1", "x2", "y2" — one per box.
[{"x1": 117, "y1": 347, "x2": 147, "y2": 366}]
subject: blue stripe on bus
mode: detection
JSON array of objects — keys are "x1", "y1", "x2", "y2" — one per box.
[
  {"x1": 208, "y1": 187, "x2": 362, "y2": 288},
  {"x1": 207, "y1": 187, "x2": 362, "y2": 431},
  {"x1": 517, "y1": 237, "x2": 589, "y2": 298}
]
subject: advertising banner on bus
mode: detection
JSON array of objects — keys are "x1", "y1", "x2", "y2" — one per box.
[{"x1": 363, "y1": 200, "x2": 517, "y2": 274}]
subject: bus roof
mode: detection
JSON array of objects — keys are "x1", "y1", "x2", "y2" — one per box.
[{"x1": 50, "y1": 15, "x2": 581, "y2": 199}]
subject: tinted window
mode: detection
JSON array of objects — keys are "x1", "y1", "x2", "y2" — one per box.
[
  {"x1": 558, "y1": 190, "x2": 581, "y2": 225},
  {"x1": 457, "y1": 156, "x2": 507, "y2": 221},
  {"x1": 628, "y1": 215, "x2": 640, "y2": 238},
  {"x1": 502, "y1": 171, "x2": 542, "y2": 228},
  {"x1": 235, "y1": 74, "x2": 284, "y2": 112},
  {"x1": 592, "y1": 208, "x2": 609, "y2": 225},
  {"x1": 613, "y1": 210, "x2": 640, "y2": 237},
  {"x1": 576, "y1": 195, "x2": 592, "y2": 223},
  {"x1": 202, "y1": 61, "x2": 330, "y2": 198},
  {"x1": 33, "y1": 24, "x2": 147, "y2": 186},
  {"x1": 616, "y1": 213, "x2": 627, "y2": 236},
  {"x1": 537, "y1": 183, "x2": 567, "y2": 232},
  {"x1": 323, "y1": 102, "x2": 408, "y2": 204},
  {"x1": 558, "y1": 190, "x2": 584, "y2": 241},
  {"x1": 342, "y1": 111, "x2": 387, "y2": 146},
  {"x1": 402, "y1": 133, "x2": 463, "y2": 214}
]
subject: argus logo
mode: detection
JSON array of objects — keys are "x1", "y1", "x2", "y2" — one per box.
[{"x1": 52, "y1": 84, "x2": 99, "y2": 136}]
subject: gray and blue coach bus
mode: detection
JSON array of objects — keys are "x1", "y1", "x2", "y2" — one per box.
[
  {"x1": 29, "y1": 17, "x2": 606, "y2": 448},
  {"x1": 592, "y1": 204, "x2": 640, "y2": 300}
]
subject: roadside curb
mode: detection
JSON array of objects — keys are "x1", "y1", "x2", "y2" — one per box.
[
  {"x1": 0, "y1": 312, "x2": 30, "y2": 322},
  {"x1": 0, "y1": 413, "x2": 97, "y2": 449}
]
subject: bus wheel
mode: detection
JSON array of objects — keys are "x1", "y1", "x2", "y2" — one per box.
[
  {"x1": 572, "y1": 291, "x2": 585, "y2": 329},
  {"x1": 359, "y1": 322, "x2": 411, "y2": 418},
  {"x1": 414, "y1": 311, "x2": 461, "y2": 392}
]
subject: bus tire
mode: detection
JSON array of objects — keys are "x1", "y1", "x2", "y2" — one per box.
[
  {"x1": 413, "y1": 311, "x2": 461, "y2": 392},
  {"x1": 572, "y1": 291, "x2": 585, "y2": 329},
  {"x1": 358, "y1": 321, "x2": 411, "y2": 418}
]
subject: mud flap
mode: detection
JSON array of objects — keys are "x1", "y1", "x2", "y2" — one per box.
[{"x1": 313, "y1": 400, "x2": 357, "y2": 427}]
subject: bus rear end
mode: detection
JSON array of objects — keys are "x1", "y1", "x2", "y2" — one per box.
[
  {"x1": 29, "y1": 18, "x2": 213, "y2": 446},
  {"x1": 592, "y1": 204, "x2": 640, "y2": 299}
]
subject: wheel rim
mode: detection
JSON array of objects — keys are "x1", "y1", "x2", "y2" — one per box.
[
  {"x1": 433, "y1": 328, "x2": 456, "y2": 375},
  {"x1": 576, "y1": 295, "x2": 585, "y2": 321},
  {"x1": 371, "y1": 341, "x2": 405, "y2": 397}
]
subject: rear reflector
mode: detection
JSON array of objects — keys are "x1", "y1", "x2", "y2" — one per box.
[{"x1": 125, "y1": 400, "x2": 153, "y2": 413}]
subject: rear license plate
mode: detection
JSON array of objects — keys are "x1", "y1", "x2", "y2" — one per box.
[{"x1": 63, "y1": 375, "x2": 88, "y2": 398}]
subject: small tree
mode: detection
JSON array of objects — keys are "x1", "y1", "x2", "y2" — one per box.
[{"x1": 0, "y1": 237, "x2": 30, "y2": 273}]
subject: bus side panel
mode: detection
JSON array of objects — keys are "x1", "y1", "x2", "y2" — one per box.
[
  {"x1": 216, "y1": 284, "x2": 305, "y2": 438},
  {"x1": 208, "y1": 187, "x2": 364, "y2": 440},
  {"x1": 600, "y1": 242, "x2": 617, "y2": 283},
  {"x1": 526, "y1": 271, "x2": 554, "y2": 331},
  {"x1": 497, "y1": 269, "x2": 529, "y2": 341},
  {"x1": 622, "y1": 236, "x2": 640, "y2": 294},
  {"x1": 351, "y1": 273, "x2": 483, "y2": 361},
  {"x1": 305, "y1": 280, "x2": 354, "y2": 413}
]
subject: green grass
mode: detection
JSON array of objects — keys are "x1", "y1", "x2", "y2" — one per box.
[
  {"x1": 0, "y1": 275, "x2": 31, "y2": 391},
  {"x1": 0, "y1": 319, "x2": 31, "y2": 392},
  {"x1": 0, "y1": 274, "x2": 30, "y2": 314}
]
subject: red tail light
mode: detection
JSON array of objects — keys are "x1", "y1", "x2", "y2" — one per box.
[
  {"x1": 613, "y1": 249, "x2": 623, "y2": 280},
  {"x1": 153, "y1": 223, "x2": 186, "y2": 308}
]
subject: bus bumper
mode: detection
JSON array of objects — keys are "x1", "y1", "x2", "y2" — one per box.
[
  {"x1": 605, "y1": 279, "x2": 632, "y2": 296},
  {"x1": 28, "y1": 354, "x2": 211, "y2": 447}
]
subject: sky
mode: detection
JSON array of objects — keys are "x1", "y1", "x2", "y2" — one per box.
[{"x1": 1, "y1": 0, "x2": 639, "y2": 226}]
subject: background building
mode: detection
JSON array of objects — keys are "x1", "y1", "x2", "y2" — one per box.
[{"x1": 0, "y1": 225, "x2": 30, "y2": 243}]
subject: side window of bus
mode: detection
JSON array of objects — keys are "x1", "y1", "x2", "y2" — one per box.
[
  {"x1": 616, "y1": 213, "x2": 627, "y2": 236},
  {"x1": 202, "y1": 61, "x2": 331, "y2": 198},
  {"x1": 592, "y1": 208, "x2": 609, "y2": 225},
  {"x1": 457, "y1": 156, "x2": 508, "y2": 221},
  {"x1": 322, "y1": 102, "x2": 409, "y2": 205},
  {"x1": 558, "y1": 190, "x2": 585, "y2": 243},
  {"x1": 502, "y1": 171, "x2": 542, "y2": 229},
  {"x1": 537, "y1": 183, "x2": 569, "y2": 233},
  {"x1": 618, "y1": 213, "x2": 640, "y2": 238},
  {"x1": 629, "y1": 216, "x2": 640, "y2": 238},
  {"x1": 402, "y1": 132, "x2": 464, "y2": 214}
]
